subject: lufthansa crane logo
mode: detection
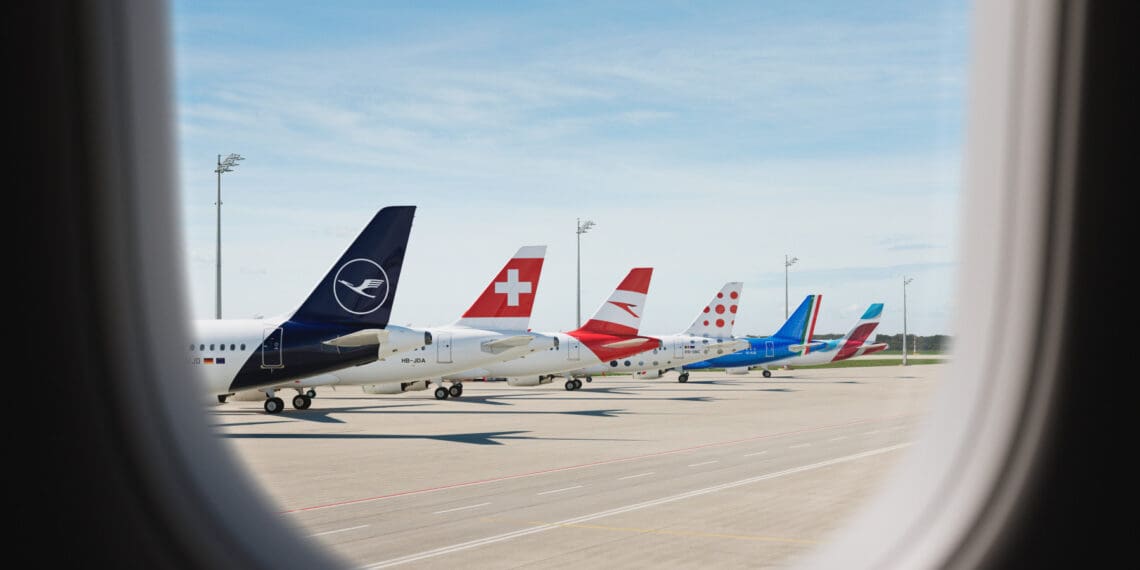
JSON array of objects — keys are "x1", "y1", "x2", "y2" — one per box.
[{"x1": 332, "y1": 258, "x2": 390, "y2": 315}]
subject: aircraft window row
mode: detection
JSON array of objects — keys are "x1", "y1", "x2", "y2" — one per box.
[{"x1": 190, "y1": 343, "x2": 246, "y2": 352}]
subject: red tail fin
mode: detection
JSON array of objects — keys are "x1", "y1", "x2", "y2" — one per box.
[
  {"x1": 577, "y1": 267, "x2": 652, "y2": 336},
  {"x1": 453, "y1": 246, "x2": 545, "y2": 331}
]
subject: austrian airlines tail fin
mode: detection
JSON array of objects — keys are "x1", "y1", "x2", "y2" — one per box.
[
  {"x1": 291, "y1": 205, "x2": 415, "y2": 328},
  {"x1": 684, "y1": 282, "x2": 743, "y2": 338},
  {"x1": 772, "y1": 294, "x2": 822, "y2": 345},
  {"x1": 833, "y1": 303, "x2": 885, "y2": 361},
  {"x1": 576, "y1": 268, "x2": 653, "y2": 336},
  {"x1": 452, "y1": 246, "x2": 547, "y2": 331}
]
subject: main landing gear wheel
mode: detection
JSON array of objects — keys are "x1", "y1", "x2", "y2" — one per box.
[
  {"x1": 565, "y1": 379, "x2": 582, "y2": 391},
  {"x1": 449, "y1": 384, "x2": 463, "y2": 398},
  {"x1": 217, "y1": 394, "x2": 229, "y2": 404},
  {"x1": 762, "y1": 370, "x2": 772, "y2": 378},
  {"x1": 264, "y1": 397, "x2": 284, "y2": 414},
  {"x1": 678, "y1": 372, "x2": 689, "y2": 383},
  {"x1": 434, "y1": 386, "x2": 450, "y2": 400},
  {"x1": 305, "y1": 389, "x2": 317, "y2": 398},
  {"x1": 292, "y1": 394, "x2": 312, "y2": 410}
]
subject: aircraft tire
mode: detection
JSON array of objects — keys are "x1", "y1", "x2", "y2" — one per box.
[
  {"x1": 678, "y1": 373, "x2": 689, "y2": 383},
  {"x1": 585, "y1": 376, "x2": 592, "y2": 383},
  {"x1": 449, "y1": 384, "x2": 462, "y2": 398},
  {"x1": 305, "y1": 389, "x2": 317, "y2": 398},
  {"x1": 217, "y1": 394, "x2": 229, "y2": 404},
  {"x1": 292, "y1": 395, "x2": 311, "y2": 410},
  {"x1": 565, "y1": 380, "x2": 576, "y2": 391},
  {"x1": 264, "y1": 397, "x2": 284, "y2": 414},
  {"x1": 762, "y1": 370, "x2": 772, "y2": 378},
  {"x1": 434, "y1": 387, "x2": 449, "y2": 400}
]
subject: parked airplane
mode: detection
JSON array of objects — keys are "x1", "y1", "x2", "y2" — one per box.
[
  {"x1": 192, "y1": 206, "x2": 431, "y2": 413},
  {"x1": 446, "y1": 268, "x2": 663, "y2": 390},
  {"x1": 771, "y1": 303, "x2": 888, "y2": 369},
  {"x1": 681, "y1": 294, "x2": 825, "y2": 380},
  {"x1": 563, "y1": 282, "x2": 750, "y2": 382},
  {"x1": 305, "y1": 246, "x2": 559, "y2": 401}
]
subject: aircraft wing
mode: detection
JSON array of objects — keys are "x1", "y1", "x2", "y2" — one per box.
[
  {"x1": 788, "y1": 340, "x2": 828, "y2": 353},
  {"x1": 321, "y1": 328, "x2": 390, "y2": 347},
  {"x1": 480, "y1": 335, "x2": 535, "y2": 354},
  {"x1": 600, "y1": 337, "x2": 651, "y2": 349}
]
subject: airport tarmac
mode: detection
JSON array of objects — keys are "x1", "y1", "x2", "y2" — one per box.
[{"x1": 210, "y1": 364, "x2": 943, "y2": 568}]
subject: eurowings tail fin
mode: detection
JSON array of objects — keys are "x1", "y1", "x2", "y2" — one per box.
[
  {"x1": 683, "y1": 282, "x2": 743, "y2": 338},
  {"x1": 453, "y1": 246, "x2": 546, "y2": 331},
  {"x1": 291, "y1": 206, "x2": 415, "y2": 328},
  {"x1": 834, "y1": 303, "x2": 885, "y2": 361},
  {"x1": 576, "y1": 268, "x2": 652, "y2": 336}
]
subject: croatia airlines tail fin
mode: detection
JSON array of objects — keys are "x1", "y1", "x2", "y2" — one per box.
[
  {"x1": 290, "y1": 205, "x2": 415, "y2": 328},
  {"x1": 772, "y1": 294, "x2": 823, "y2": 350},
  {"x1": 684, "y1": 282, "x2": 743, "y2": 338},
  {"x1": 577, "y1": 268, "x2": 653, "y2": 336},
  {"x1": 453, "y1": 246, "x2": 546, "y2": 331},
  {"x1": 834, "y1": 303, "x2": 885, "y2": 361}
]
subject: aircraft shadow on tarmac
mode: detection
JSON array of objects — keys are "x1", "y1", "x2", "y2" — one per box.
[
  {"x1": 217, "y1": 430, "x2": 642, "y2": 446},
  {"x1": 210, "y1": 405, "x2": 634, "y2": 427}
]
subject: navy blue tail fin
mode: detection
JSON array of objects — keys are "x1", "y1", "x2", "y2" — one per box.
[
  {"x1": 291, "y1": 205, "x2": 416, "y2": 328},
  {"x1": 772, "y1": 294, "x2": 822, "y2": 341}
]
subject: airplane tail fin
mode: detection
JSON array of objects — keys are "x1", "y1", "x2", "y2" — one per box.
[
  {"x1": 453, "y1": 246, "x2": 546, "y2": 331},
  {"x1": 834, "y1": 303, "x2": 885, "y2": 361},
  {"x1": 684, "y1": 282, "x2": 742, "y2": 338},
  {"x1": 291, "y1": 206, "x2": 415, "y2": 328},
  {"x1": 772, "y1": 294, "x2": 823, "y2": 353},
  {"x1": 576, "y1": 268, "x2": 653, "y2": 336}
]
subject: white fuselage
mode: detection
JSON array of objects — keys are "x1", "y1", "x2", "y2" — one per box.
[
  {"x1": 444, "y1": 332, "x2": 608, "y2": 381},
  {"x1": 323, "y1": 326, "x2": 557, "y2": 387},
  {"x1": 190, "y1": 317, "x2": 287, "y2": 398},
  {"x1": 567, "y1": 334, "x2": 749, "y2": 377}
]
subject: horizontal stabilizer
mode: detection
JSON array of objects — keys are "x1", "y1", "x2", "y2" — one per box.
[
  {"x1": 601, "y1": 337, "x2": 653, "y2": 350},
  {"x1": 322, "y1": 328, "x2": 389, "y2": 347},
  {"x1": 480, "y1": 335, "x2": 535, "y2": 354},
  {"x1": 788, "y1": 341, "x2": 827, "y2": 353}
]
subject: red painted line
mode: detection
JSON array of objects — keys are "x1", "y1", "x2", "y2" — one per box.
[{"x1": 280, "y1": 413, "x2": 917, "y2": 514}]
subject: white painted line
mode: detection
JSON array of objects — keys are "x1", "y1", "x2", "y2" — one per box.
[
  {"x1": 536, "y1": 485, "x2": 583, "y2": 496},
  {"x1": 862, "y1": 430, "x2": 881, "y2": 436},
  {"x1": 618, "y1": 472, "x2": 655, "y2": 481},
  {"x1": 361, "y1": 443, "x2": 911, "y2": 568},
  {"x1": 789, "y1": 443, "x2": 811, "y2": 449},
  {"x1": 433, "y1": 502, "x2": 491, "y2": 515},
  {"x1": 828, "y1": 436, "x2": 847, "y2": 442},
  {"x1": 310, "y1": 524, "x2": 369, "y2": 537},
  {"x1": 687, "y1": 460, "x2": 719, "y2": 467},
  {"x1": 742, "y1": 451, "x2": 768, "y2": 457}
]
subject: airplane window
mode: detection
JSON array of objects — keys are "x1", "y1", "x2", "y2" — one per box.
[
  {"x1": 189, "y1": 344, "x2": 195, "y2": 351},
  {"x1": 168, "y1": 1, "x2": 975, "y2": 568},
  {"x1": 199, "y1": 344, "x2": 204, "y2": 351},
  {"x1": 219, "y1": 344, "x2": 225, "y2": 351}
]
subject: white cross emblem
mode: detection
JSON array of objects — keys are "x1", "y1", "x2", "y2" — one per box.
[{"x1": 494, "y1": 269, "x2": 532, "y2": 306}]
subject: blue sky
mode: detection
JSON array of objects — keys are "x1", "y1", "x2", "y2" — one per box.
[{"x1": 171, "y1": 0, "x2": 967, "y2": 337}]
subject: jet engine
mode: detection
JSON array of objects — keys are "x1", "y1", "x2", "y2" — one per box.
[
  {"x1": 506, "y1": 375, "x2": 555, "y2": 387},
  {"x1": 725, "y1": 366, "x2": 750, "y2": 375},
  {"x1": 635, "y1": 369, "x2": 664, "y2": 379}
]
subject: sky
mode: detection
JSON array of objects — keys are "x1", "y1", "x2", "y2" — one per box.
[{"x1": 171, "y1": 0, "x2": 967, "y2": 337}]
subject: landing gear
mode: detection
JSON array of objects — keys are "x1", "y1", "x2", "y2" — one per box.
[
  {"x1": 762, "y1": 370, "x2": 772, "y2": 378},
  {"x1": 292, "y1": 394, "x2": 312, "y2": 410},
  {"x1": 305, "y1": 388, "x2": 317, "y2": 398},
  {"x1": 264, "y1": 397, "x2": 284, "y2": 414},
  {"x1": 449, "y1": 383, "x2": 463, "y2": 398},
  {"x1": 434, "y1": 386, "x2": 450, "y2": 400},
  {"x1": 678, "y1": 372, "x2": 689, "y2": 383},
  {"x1": 585, "y1": 376, "x2": 592, "y2": 383},
  {"x1": 217, "y1": 394, "x2": 229, "y2": 404},
  {"x1": 565, "y1": 378, "x2": 582, "y2": 391}
]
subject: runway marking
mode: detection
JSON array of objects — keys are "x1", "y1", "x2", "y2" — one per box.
[
  {"x1": 284, "y1": 413, "x2": 917, "y2": 514},
  {"x1": 537, "y1": 485, "x2": 583, "y2": 496},
  {"x1": 687, "y1": 461, "x2": 718, "y2": 467},
  {"x1": 433, "y1": 503, "x2": 491, "y2": 515},
  {"x1": 361, "y1": 443, "x2": 911, "y2": 568},
  {"x1": 524, "y1": 521, "x2": 819, "y2": 545},
  {"x1": 788, "y1": 443, "x2": 811, "y2": 449},
  {"x1": 309, "y1": 524, "x2": 369, "y2": 537},
  {"x1": 862, "y1": 430, "x2": 881, "y2": 436},
  {"x1": 742, "y1": 451, "x2": 768, "y2": 457},
  {"x1": 618, "y1": 472, "x2": 654, "y2": 480},
  {"x1": 828, "y1": 436, "x2": 847, "y2": 442}
]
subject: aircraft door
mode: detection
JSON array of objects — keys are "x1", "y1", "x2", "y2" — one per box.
[
  {"x1": 674, "y1": 339, "x2": 684, "y2": 358},
  {"x1": 765, "y1": 340, "x2": 775, "y2": 357},
  {"x1": 437, "y1": 333, "x2": 453, "y2": 363},
  {"x1": 567, "y1": 337, "x2": 581, "y2": 360},
  {"x1": 261, "y1": 326, "x2": 284, "y2": 369}
]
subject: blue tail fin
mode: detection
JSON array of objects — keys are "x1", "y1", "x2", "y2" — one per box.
[
  {"x1": 772, "y1": 294, "x2": 821, "y2": 341},
  {"x1": 291, "y1": 206, "x2": 416, "y2": 327}
]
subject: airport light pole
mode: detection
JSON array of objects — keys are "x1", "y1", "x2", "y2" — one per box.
[
  {"x1": 215, "y1": 153, "x2": 245, "y2": 319},
  {"x1": 903, "y1": 276, "x2": 914, "y2": 365},
  {"x1": 576, "y1": 218, "x2": 595, "y2": 328},
  {"x1": 784, "y1": 255, "x2": 798, "y2": 319}
]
